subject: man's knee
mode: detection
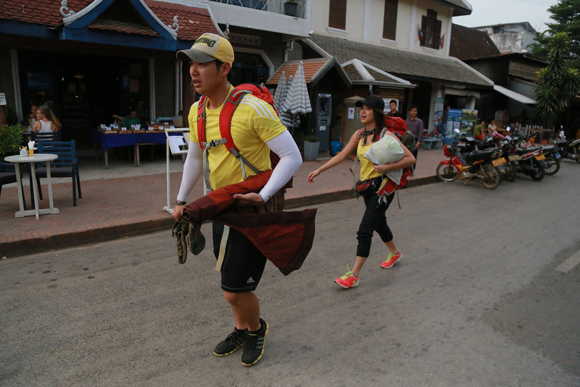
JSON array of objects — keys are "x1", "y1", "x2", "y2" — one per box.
[{"x1": 223, "y1": 290, "x2": 250, "y2": 306}]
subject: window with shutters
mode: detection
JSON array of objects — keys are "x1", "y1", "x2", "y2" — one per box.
[
  {"x1": 383, "y1": 0, "x2": 398, "y2": 40},
  {"x1": 329, "y1": 0, "x2": 347, "y2": 30},
  {"x1": 420, "y1": 9, "x2": 442, "y2": 49}
]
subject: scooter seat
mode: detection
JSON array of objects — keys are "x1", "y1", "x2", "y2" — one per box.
[
  {"x1": 516, "y1": 147, "x2": 539, "y2": 155},
  {"x1": 464, "y1": 147, "x2": 498, "y2": 163}
]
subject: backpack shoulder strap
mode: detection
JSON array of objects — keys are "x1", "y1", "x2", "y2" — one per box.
[
  {"x1": 219, "y1": 86, "x2": 248, "y2": 157},
  {"x1": 196, "y1": 96, "x2": 207, "y2": 150},
  {"x1": 379, "y1": 127, "x2": 388, "y2": 139},
  {"x1": 220, "y1": 87, "x2": 262, "y2": 177}
]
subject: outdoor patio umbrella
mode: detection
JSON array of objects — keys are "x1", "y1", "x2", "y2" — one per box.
[
  {"x1": 279, "y1": 75, "x2": 295, "y2": 129},
  {"x1": 273, "y1": 71, "x2": 287, "y2": 113},
  {"x1": 281, "y1": 61, "x2": 312, "y2": 117}
]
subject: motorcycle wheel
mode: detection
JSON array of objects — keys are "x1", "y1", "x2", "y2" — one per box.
[
  {"x1": 436, "y1": 163, "x2": 459, "y2": 182},
  {"x1": 504, "y1": 162, "x2": 517, "y2": 182},
  {"x1": 544, "y1": 154, "x2": 560, "y2": 175},
  {"x1": 481, "y1": 163, "x2": 501, "y2": 189},
  {"x1": 530, "y1": 163, "x2": 545, "y2": 181}
]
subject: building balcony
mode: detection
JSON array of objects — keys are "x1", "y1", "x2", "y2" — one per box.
[{"x1": 207, "y1": 0, "x2": 309, "y2": 38}]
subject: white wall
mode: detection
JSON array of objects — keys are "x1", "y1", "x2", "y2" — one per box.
[{"x1": 310, "y1": 0, "x2": 454, "y2": 57}]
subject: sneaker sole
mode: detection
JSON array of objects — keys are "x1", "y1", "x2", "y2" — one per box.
[
  {"x1": 334, "y1": 279, "x2": 359, "y2": 289},
  {"x1": 213, "y1": 342, "x2": 245, "y2": 357},
  {"x1": 241, "y1": 321, "x2": 269, "y2": 367},
  {"x1": 381, "y1": 254, "x2": 403, "y2": 269}
]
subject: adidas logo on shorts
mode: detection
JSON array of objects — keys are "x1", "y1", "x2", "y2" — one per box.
[{"x1": 246, "y1": 277, "x2": 255, "y2": 284}]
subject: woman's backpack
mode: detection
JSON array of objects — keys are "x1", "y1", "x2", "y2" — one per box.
[{"x1": 384, "y1": 116, "x2": 416, "y2": 152}]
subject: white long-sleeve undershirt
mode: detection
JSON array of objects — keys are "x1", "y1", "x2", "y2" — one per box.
[{"x1": 176, "y1": 130, "x2": 301, "y2": 203}]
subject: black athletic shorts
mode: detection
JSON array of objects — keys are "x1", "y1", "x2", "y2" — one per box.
[{"x1": 212, "y1": 222, "x2": 267, "y2": 293}]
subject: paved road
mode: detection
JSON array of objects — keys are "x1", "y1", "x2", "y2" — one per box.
[{"x1": 1, "y1": 163, "x2": 579, "y2": 386}]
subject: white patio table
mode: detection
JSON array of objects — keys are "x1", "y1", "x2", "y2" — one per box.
[{"x1": 4, "y1": 153, "x2": 60, "y2": 220}]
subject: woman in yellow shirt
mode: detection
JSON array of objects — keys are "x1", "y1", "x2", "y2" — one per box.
[{"x1": 308, "y1": 95, "x2": 415, "y2": 289}]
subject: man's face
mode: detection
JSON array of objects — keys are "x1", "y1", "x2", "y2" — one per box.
[
  {"x1": 390, "y1": 102, "x2": 397, "y2": 112},
  {"x1": 189, "y1": 60, "x2": 227, "y2": 96},
  {"x1": 130, "y1": 111, "x2": 137, "y2": 118},
  {"x1": 410, "y1": 108, "x2": 418, "y2": 118}
]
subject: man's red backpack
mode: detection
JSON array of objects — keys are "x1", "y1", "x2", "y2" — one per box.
[
  {"x1": 196, "y1": 84, "x2": 292, "y2": 188},
  {"x1": 384, "y1": 116, "x2": 416, "y2": 153}
]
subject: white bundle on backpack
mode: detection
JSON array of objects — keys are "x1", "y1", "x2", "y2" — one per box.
[{"x1": 364, "y1": 135, "x2": 404, "y2": 185}]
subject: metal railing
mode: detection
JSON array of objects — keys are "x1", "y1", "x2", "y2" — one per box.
[{"x1": 208, "y1": 0, "x2": 305, "y2": 18}]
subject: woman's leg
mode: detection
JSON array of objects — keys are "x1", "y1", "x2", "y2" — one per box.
[{"x1": 354, "y1": 193, "x2": 390, "y2": 276}]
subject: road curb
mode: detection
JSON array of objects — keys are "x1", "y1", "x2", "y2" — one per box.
[{"x1": 4, "y1": 176, "x2": 440, "y2": 258}]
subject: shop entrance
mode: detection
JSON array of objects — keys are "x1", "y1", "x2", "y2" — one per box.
[{"x1": 20, "y1": 51, "x2": 149, "y2": 150}]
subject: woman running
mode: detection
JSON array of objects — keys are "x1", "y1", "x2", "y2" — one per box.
[{"x1": 307, "y1": 95, "x2": 415, "y2": 289}]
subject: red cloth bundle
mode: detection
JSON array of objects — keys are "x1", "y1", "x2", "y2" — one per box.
[{"x1": 181, "y1": 171, "x2": 316, "y2": 275}]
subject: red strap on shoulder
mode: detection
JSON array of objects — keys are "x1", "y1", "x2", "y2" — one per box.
[
  {"x1": 197, "y1": 96, "x2": 207, "y2": 150},
  {"x1": 219, "y1": 87, "x2": 247, "y2": 156},
  {"x1": 356, "y1": 128, "x2": 365, "y2": 139}
]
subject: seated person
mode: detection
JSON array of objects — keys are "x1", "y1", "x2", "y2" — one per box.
[
  {"x1": 33, "y1": 107, "x2": 62, "y2": 133},
  {"x1": 113, "y1": 109, "x2": 141, "y2": 128}
]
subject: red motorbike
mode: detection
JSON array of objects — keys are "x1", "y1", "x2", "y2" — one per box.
[{"x1": 436, "y1": 141, "x2": 502, "y2": 190}]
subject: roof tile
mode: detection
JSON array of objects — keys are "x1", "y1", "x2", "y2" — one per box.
[
  {"x1": 267, "y1": 59, "x2": 330, "y2": 85},
  {"x1": 0, "y1": 0, "x2": 216, "y2": 41},
  {"x1": 308, "y1": 34, "x2": 493, "y2": 88}
]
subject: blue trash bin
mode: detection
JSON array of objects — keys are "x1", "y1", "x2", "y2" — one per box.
[{"x1": 330, "y1": 140, "x2": 342, "y2": 156}]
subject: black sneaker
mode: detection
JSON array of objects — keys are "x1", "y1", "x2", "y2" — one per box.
[
  {"x1": 213, "y1": 328, "x2": 249, "y2": 357},
  {"x1": 187, "y1": 222, "x2": 205, "y2": 255},
  {"x1": 241, "y1": 318, "x2": 269, "y2": 367}
]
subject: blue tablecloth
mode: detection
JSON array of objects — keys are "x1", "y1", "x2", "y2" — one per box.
[{"x1": 92, "y1": 131, "x2": 181, "y2": 151}]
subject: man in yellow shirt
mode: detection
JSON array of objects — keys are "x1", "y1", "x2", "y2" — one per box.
[{"x1": 172, "y1": 33, "x2": 302, "y2": 367}]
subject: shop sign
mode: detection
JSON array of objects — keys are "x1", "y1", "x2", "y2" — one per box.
[{"x1": 229, "y1": 33, "x2": 261, "y2": 46}]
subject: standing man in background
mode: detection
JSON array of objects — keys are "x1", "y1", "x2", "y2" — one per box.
[
  {"x1": 405, "y1": 105, "x2": 423, "y2": 175},
  {"x1": 387, "y1": 100, "x2": 401, "y2": 118}
]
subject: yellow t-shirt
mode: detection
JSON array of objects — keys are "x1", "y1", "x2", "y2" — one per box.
[
  {"x1": 357, "y1": 138, "x2": 382, "y2": 181},
  {"x1": 189, "y1": 87, "x2": 287, "y2": 190}
]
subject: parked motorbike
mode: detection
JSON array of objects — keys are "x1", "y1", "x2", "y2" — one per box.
[
  {"x1": 554, "y1": 137, "x2": 580, "y2": 163},
  {"x1": 436, "y1": 141, "x2": 502, "y2": 189},
  {"x1": 458, "y1": 134, "x2": 515, "y2": 182},
  {"x1": 540, "y1": 144, "x2": 561, "y2": 175},
  {"x1": 507, "y1": 144, "x2": 547, "y2": 181}
]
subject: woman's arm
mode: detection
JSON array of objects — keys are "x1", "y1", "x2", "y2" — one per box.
[
  {"x1": 33, "y1": 121, "x2": 41, "y2": 133},
  {"x1": 307, "y1": 131, "x2": 360, "y2": 182},
  {"x1": 373, "y1": 131, "x2": 416, "y2": 174}
]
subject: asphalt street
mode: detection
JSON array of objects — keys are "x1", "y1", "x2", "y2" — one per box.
[{"x1": 1, "y1": 162, "x2": 579, "y2": 386}]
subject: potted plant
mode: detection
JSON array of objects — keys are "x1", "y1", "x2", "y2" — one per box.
[
  {"x1": 303, "y1": 134, "x2": 319, "y2": 161},
  {"x1": 0, "y1": 124, "x2": 25, "y2": 157},
  {"x1": 284, "y1": 0, "x2": 298, "y2": 17}
]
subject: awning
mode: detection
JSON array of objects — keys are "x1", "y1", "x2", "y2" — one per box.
[
  {"x1": 494, "y1": 85, "x2": 536, "y2": 104},
  {"x1": 341, "y1": 59, "x2": 415, "y2": 89},
  {"x1": 445, "y1": 88, "x2": 480, "y2": 98}
]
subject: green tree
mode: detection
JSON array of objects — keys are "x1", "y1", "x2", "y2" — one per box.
[
  {"x1": 531, "y1": 0, "x2": 580, "y2": 68},
  {"x1": 535, "y1": 33, "x2": 580, "y2": 128}
]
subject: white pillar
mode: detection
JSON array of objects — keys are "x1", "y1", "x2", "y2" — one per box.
[
  {"x1": 409, "y1": 1, "x2": 417, "y2": 51},
  {"x1": 363, "y1": 0, "x2": 371, "y2": 41},
  {"x1": 466, "y1": 96, "x2": 476, "y2": 110},
  {"x1": 428, "y1": 82, "x2": 443, "y2": 131}
]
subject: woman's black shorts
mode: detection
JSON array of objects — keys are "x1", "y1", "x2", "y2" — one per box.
[{"x1": 212, "y1": 222, "x2": 267, "y2": 293}]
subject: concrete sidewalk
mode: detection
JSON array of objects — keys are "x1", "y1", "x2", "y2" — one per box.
[{"x1": 0, "y1": 147, "x2": 443, "y2": 258}]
